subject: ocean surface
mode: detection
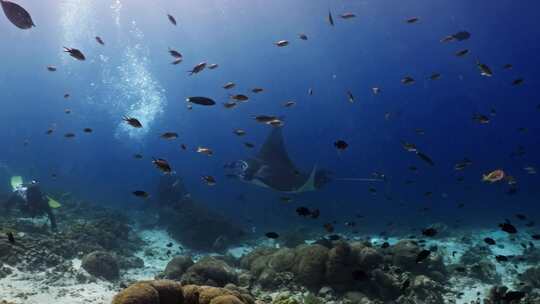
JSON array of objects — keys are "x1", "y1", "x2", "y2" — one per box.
[{"x1": 1, "y1": 1, "x2": 540, "y2": 303}]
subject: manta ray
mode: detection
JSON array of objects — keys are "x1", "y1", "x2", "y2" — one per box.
[{"x1": 237, "y1": 127, "x2": 320, "y2": 193}]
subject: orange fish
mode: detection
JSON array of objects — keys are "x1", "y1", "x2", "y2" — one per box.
[{"x1": 482, "y1": 169, "x2": 505, "y2": 183}]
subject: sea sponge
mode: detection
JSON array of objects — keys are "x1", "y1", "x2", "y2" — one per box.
[{"x1": 111, "y1": 282, "x2": 160, "y2": 304}]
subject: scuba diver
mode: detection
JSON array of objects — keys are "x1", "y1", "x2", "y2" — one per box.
[
  {"x1": 225, "y1": 127, "x2": 381, "y2": 193},
  {"x1": 4, "y1": 178, "x2": 58, "y2": 231}
]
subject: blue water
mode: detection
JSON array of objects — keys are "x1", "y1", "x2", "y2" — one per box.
[{"x1": 1, "y1": 0, "x2": 539, "y2": 236}]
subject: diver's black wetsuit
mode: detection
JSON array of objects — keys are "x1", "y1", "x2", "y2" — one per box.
[{"x1": 4, "y1": 182, "x2": 57, "y2": 231}]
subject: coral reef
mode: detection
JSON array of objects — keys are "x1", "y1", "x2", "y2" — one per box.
[{"x1": 159, "y1": 198, "x2": 245, "y2": 251}]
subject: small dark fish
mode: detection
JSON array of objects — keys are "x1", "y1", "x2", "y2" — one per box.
[
  {"x1": 429, "y1": 73, "x2": 441, "y2": 80},
  {"x1": 265, "y1": 232, "x2": 279, "y2": 239},
  {"x1": 422, "y1": 228, "x2": 438, "y2": 237},
  {"x1": 160, "y1": 132, "x2": 179, "y2": 140},
  {"x1": 526, "y1": 221, "x2": 535, "y2": 227},
  {"x1": 180, "y1": 144, "x2": 187, "y2": 150},
  {"x1": 6, "y1": 232, "x2": 15, "y2": 244},
  {"x1": 208, "y1": 63, "x2": 218, "y2": 69},
  {"x1": 381, "y1": 242, "x2": 390, "y2": 249},
  {"x1": 223, "y1": 82, "x2": 235, "y2": 89},
  {"x1": 202, "y1": 175, "x2": 216, "y2": 186},
  {"x1": 351, "y1": 269, "x2": 369, "y2": 281},
  {"x1": 64, "y1": 47, "x2": 86, "y2": 61},
  {"x1": 334, "y1": 140, "x2": 348, "y2": 151},
  {"x1": 341, "y1": 12, "x2": 356, "y2": 19},
  {"x1": 406, "y1": 17, "x2": 419, "y2": 23},
  {"x1": 47, "y1": 65, "x2": 57, "y2": 72},
  {"x1": 152, "y1": 158, "x2": 172, "y2": 174},
  {"x1": 327, "y1": 234, "x2": 340, "y2": 241},
  {"x1": 133, "y1": 154, "x2": 143, "y2": 159},
  {"x1": 472, "y1": 113, "x2": 490, "y2": 124},
  {"x1": 123, "y1": 116, "x2": 143, "y2": 128},
  {"x1": 416, "y1": 249, "x2": 431, "y2": 263},
  {"x1": 243, "y1": 142, "x2": 255, "y2": 148},
  {"x1": 252, "y1": 88, "x2": 264, "y2": 93},
  {"x1": 346, "y1": 90, "x2": 355, "y2": 103},
  {"x1": 477, "y1": 61, "x2": 493, "y2": 77},
  {"x1": 280, "y1": 196, "x2": 292, "y2": 203},
  {"x1": 296, "y1": 207, "x2": 311, "y2": 217},
  {"x1": 452, "y1": 31, "x2": 471, "y2": 41},
  {"x1": 499, "y1": 222, "x2": 518, "y2": 234},
  {"x1": 230, "y1": 94, "x2": 249, "y2": 102},
  {"x1": 344, "y1": 221, "x2": 356, "y2": 227},
  {"x1": 45, "y1": 128, "x2": 54, "y2": 135},
  {"x1": 516, "y1": 214, "x2": 527, "y2": 221},
  {"x1": 310, "y1": 209, "x2": 320, "y2": 219},
  {"x1": 455, "y1": 49, "x2": 469, "y2": 57},
  {"x1": 416, "y1": 151, "x2": 435, "y2": 166},
  {"x1": 512, "y1": 78, "x2": 524, "y2": 86},
  {"x1": 64, "y1": 93, "x2": 70, "y2": 99},
  {"x1": 401, "y1": 76, "x2": 415, "y2": 85},
  {"x1": 166, "y1": 242, "x2": 173, "y2": 248},
  {"x1": 274, "y1": 40, "x2": 289, "y2": 47},
  {"x1": 503, "y1": 64, "x2": 513, "y2": 70},
  {"x1": 283, "y1": 101, "x2": 296, "y2": 108},
  {"x1": 324, "y1": 223, "x2": 335, "y2": 233},
  {"x1": 531, "y1": 234, "x2": 540, "y2": 240},
  {"x1": 133, "y1": 191, "x2": 149, "y2": 198},
  {"x1": 233, "y1": 129, "x2": 246, "y2": 136},
  {"x1": 171, "y1": 58, "x2": 182, "y2": 65},
  {"x1": 188, "y1": 62, "x2": 206, "y2": 75},
  {"x1": 64, "y1": 133, "x2": 75, "y2": 138},
  {"x1": 1, "y1": 0, "x2": 35, "y2": 29},
  {"x1": 495, "y1": 255, "x2": 508, "y2": 262},
  {"x1": 484, "y1": 237, "x2": 496, "y2": 245},
  {"x1": 95, "y1": 36, "x2": 105, "y2": 45},
  {"x1": 186, "y1": 96, "x2": 215, "y2": 106},
  {"x1": 167, "y1": 14, "x2": 177, "y2": 26},
  {"x1": 328, "y1": 10, "x2": 334, "y2": 26},
  {"x1": 83, "y1": 128, "x2": 93, "y2": 133},
  {"x1": 298, "y1": 33, "x2": 308, "y2": 40},
  {"x1": 223, "y1": 102, "x2": 237, "y2": 109},
  {"x1": 168, "y1": 48, "x2": 182, "y2": 58}
]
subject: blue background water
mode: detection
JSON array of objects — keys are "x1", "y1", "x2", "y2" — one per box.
[{"x1": 0, "y1": 0, "x2": 539, "y2": 238}]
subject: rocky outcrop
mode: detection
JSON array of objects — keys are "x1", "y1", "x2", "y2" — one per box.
[
  {"x1": 161, "y1": 255, "x2": 195, "y2": 281},
  {"x1": 181, "y1": 257, "x2": 238, "y2": 287},
  {"x1": 112, "y1": 280, "x2": 183, "y2": 304},
  {"x1": 81, "y1": 251, "x2": 119, "y2": 281}
]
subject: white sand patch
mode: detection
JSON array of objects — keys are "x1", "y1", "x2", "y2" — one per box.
[{"x1": 0, "y1": 265, "x2": 116, "y2": 304}]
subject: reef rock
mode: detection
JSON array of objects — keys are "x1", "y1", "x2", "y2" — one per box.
[
  {"x1": 293, "y1": 244, "x2": 329, "y2": 288},
  {"x1": 112, "y1": 280, "x2": 183, "y2": 304},
  {"x1": 395, "y1": 275, "x2": 445, "y2": 304},
  {"x1": 181, "y1": 257, "x2": 238, "y2": 287},
  {"x1": 81, "y1": 251, "x2": 119, "y2": 281},
  {"x1": 159, "y1": 197, "x2": 245, "y2": 251},
  {"x1": 162, "y1": 255, "x2": 195, "y2": 280},
  {"x1": 520, "y1": 266, "x2": 540, "y2": 288},
  {"x1": 325, "y1": 241, "x2": 355, "y2": 288}
]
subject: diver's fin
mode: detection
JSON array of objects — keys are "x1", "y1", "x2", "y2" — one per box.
[
  {"x1": 47, "y1": 196, "x2": 62, "y2": 209},
  {"x1": 294, "y1": 165, "x2": 318, "y2": 193},
  {"x1": 10, "y1": 176, "x2": 23, "y2": 191}
]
